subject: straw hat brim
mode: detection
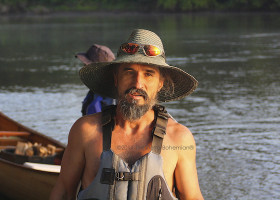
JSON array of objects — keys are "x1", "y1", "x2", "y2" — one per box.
[{"x1": 79, "y1": 59, "x2": 198, "y2": 103}]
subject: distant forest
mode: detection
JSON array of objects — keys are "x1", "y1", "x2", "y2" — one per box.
[{"x1": 1, "y1": 0, "x2": 280, "y2": 14}]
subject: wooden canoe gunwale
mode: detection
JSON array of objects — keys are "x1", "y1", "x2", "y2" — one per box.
[
  {"x1": 0, "y1": 156, "x2": 60, "y2": 175},
  {"x1": 0, "y1": 111, "x2": 65, "y2": 148}
]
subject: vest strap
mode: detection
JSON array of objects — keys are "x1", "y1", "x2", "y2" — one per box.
[
  {"x1": 151, "y1": 105, "x2": 169, "y2": 154},
  {"x1": 101, "y1": 105, "x2": 116, "y2": 151}
]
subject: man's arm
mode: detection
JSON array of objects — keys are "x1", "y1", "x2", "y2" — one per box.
[
  {"x1": 49, "y1": 118, "x2": 87, "y2": 200},
  {"x1": 174, "y1": 126, "x2": 204, "y2": 200}
]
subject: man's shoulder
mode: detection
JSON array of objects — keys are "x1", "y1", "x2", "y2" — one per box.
[
  {"x1": 69, "y1": 112, "x2": 103, "y2": 139},
  {"x1": 167, "y1": 118, "x2": 192, "y2": 135},
  {"x1": 77, "y1": 112, "x2": 102, "y2": 126},
  {"x1": 166, "y1": 118, "x2": 195, "y2": 146}
]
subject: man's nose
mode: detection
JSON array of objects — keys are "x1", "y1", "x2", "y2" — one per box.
[{"x1": 134, "y1": 72, "x2": 144, "y2": 89}]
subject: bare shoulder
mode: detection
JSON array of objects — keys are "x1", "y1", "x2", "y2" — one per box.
[
  {"x1": 166, "y1": 118, "x2": 196, "y2": 149},
  {"x1": 164, "y1": 118, "x2": 197, "y2": 166},
  {"x1": 68, "y1": 113, "x2": 103, "y2": 142},
  {"x1": 162, "y1": 117, "x2": 196, "y2": 165}
]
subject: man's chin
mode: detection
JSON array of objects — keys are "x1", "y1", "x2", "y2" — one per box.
[
  {"x1": 127, "y1": 98, "x2": 145, "y2": 105},
  {"x1": 118, "y1": 99, "x2": 152, "y2": 121}
]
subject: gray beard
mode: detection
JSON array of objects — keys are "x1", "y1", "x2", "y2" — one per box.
[{"x1": 118, "y1": 98, "x2": 156, "y2": 121}]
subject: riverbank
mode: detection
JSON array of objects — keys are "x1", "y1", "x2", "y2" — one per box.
[
  {"x1": 1, "y1": 0, "x2": 280, "y2": 15},
  {"x1": 1, "y1": 10, "x2": 280, "y2": 20}
]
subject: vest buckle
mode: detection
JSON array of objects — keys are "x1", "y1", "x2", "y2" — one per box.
[
  {"x1": 115, "y1": 172, "x2": 125, "y2": 180},
  {"x1": 100, "y1": 168, "x2": 115, "y2": 185}
]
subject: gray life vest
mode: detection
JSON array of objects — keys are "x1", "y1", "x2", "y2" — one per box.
[{"x1": 78, "y1": 105, "x2": 178, "y2": 200}]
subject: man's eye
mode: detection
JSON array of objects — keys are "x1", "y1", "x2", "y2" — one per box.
[
  {"x1": 145, "y1": 73, "x2": 152, "y2": 77},
  {"x1": 125, "y1": 70, "x2": 134, "y2": 75}
]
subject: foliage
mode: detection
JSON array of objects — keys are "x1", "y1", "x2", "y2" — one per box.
[{"x1": 0, "y1": 0, "x2": 279, "y2": 14}]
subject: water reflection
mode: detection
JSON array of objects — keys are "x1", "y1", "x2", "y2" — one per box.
[{"x1": 0, "y1": 13, "x2": 280, "y2": 199}]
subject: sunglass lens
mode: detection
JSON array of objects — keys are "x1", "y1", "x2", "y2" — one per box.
[
  {"x1": 121, "y1": 43, "x2": 139, "y2": 54},
  {"x1": 144, "y1": 45, "x2": 161, "y2": 56}
]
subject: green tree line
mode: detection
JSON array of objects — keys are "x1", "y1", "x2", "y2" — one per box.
[{"x1": 1, "y1": 0, "x2": 280, "y2": 14}]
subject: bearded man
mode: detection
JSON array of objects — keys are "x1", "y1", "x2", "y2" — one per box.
[{"x1": 50, "y1": 29, "x2": 204, "y2": 200}]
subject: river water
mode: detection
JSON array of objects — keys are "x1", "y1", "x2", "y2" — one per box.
[{"x1": 0, "y1": 13, "x2": 279, "y2": 199}]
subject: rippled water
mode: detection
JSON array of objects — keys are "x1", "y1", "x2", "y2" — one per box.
[{"x1": 0, "y1": 13, "x2": 279, "y2": 199}]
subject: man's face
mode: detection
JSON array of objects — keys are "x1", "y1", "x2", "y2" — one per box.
[{"x1": 115, "y1": 63, "x2": 163, "y2": 121}]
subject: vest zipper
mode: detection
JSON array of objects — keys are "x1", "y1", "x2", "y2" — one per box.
[{"x1": 158, "y1": 177, "x2": 162, "y2": 200}]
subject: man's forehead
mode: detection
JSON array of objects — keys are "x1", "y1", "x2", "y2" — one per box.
[{"x1": 118, "y1": 63, "x2": 160, "y2": 72}]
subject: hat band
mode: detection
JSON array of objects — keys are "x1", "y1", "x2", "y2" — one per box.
[{"x1": 119, "y1": 43, "x2": 165, "y2": 58}]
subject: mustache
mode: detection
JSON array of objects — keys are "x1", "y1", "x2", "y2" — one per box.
[{"x1": 125, "y1": 87, "x2": 148, "y2": 100}]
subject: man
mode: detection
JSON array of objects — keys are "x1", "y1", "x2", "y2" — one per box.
[
  {"x1": 75, "y1": 44, "x2": 116, "y2": 115},
  {"x1": 50, "y1": 29, "x2": 203, "y2": 200}
]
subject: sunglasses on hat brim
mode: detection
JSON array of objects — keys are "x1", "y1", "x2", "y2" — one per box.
[{"x1": 120, "y1": 43, "x2": 165, "y2": 57}]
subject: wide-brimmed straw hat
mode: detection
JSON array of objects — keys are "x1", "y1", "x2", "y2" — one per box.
[
  {"x1": 75, "y1": 44, "x2": 115, "y2": 64},
  {"x1": 79, "y1": 29, "x2": 198, "y2": 102}
]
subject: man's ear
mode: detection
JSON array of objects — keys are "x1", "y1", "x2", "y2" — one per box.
[{"x1": 158, "y1": 78, "x2": 164, "y2": 92}]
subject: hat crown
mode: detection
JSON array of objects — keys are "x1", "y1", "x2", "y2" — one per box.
[
  {"x1": 126, "y1": 29, "x2": 164, "y2": 51},
  {"x1": 117, "y1": 29, "x2": 165, "y2": 61}
]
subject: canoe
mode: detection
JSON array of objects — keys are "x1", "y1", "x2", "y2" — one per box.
[{"x1": 0, "y1": 112, "x2": 65, "y2": 200}]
